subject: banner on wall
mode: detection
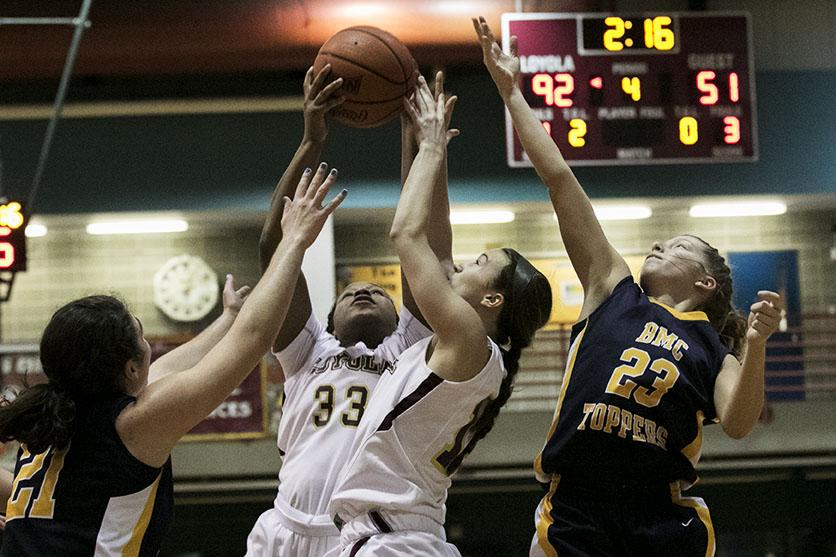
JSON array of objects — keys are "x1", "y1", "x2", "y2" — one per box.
[
  {"x1": 0, "y1": 339, "x2": 270, "y2": 442},
  {"x1": 340, "y1": 256, "x2": 646, "y2": 330},
  {"x1": 727, "y1": 250, "x2": 802, "y2": 402}
]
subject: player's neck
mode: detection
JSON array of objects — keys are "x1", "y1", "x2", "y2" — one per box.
[
  {"x1": 650, "y1": 292, "x2": 700, "y2": 313},
  {"x1": 338, "y1": 330, "x2": 385, "y2": 349}
]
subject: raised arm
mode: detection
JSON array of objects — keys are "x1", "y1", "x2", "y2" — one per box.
[
  {"x1": 147, "y1": 274, "x2": 250, "y2": 384},
  {"x1": 391, "y1": 76, "x2": 487, "y2": 381},
  {"x1": 119, "y1": 167, "x2": 347, "y2": 467},
  {"x1": 473, "y1": 17, "x2": 629, "y2": 319},
  {"x1": 714, "y1": 291, "x2": 782, "y2": 438},
  {"x1": 259, "y1": 65, "x2": 344, "y2": 350},
  {"x1": 399, "y1": 72, "x2": 458, "y2": 324}
]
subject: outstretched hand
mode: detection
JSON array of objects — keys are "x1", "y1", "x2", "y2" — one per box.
[
  {"x1": 403, "y1": 73, "x2": 458, "y2": 149},
  {"x1": 303, "y1": 64, "x2": 345, "y2": 143},
  {"x1": 746, "y1": 291, "x2": 783, "y2": 347},
  {"x1": 281, "y1": 163, "x2": 347, "y2": 248},
  {"x1": 472, "y1": 16, "x2": 520, "y2": 99},
  {"x1": 222, "y1": 274, "x2": 251, "y2": 314},
  {"x1": 401, "y1": 71, "x2": 459, "y2": 147}
]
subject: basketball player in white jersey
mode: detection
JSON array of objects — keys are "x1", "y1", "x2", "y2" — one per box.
[
  {"x1": 325, "y1": 74, "x2": 551, "y2": 556},
  {"x1": 245, "y1": 66, "x2": 456, "y2": 557}
]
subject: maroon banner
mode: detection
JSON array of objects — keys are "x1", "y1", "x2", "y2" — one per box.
[{"x1": 0, "y1": 339, "x2": 269, "y2": 442}]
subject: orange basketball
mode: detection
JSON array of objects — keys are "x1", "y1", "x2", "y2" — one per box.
[{"x1": 313, "y1": 26, "x2": 417, "y2": 128}]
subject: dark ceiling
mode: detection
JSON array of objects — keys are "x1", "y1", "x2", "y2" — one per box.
[{"x1": 1, "y1": 0, "x2": 606, "y2": 101}]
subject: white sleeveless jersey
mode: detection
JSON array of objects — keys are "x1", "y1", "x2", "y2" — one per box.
[
  {"x1": 274, "y1": 308, "x2": 431, "y2": 516},
  {"x1": 329, "y1": 336, "x2": 506, "y2": 527}
]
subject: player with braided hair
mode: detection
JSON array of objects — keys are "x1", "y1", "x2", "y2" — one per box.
[{"x1": 474, "y1": 16, "x2": 783, "y2": 556}]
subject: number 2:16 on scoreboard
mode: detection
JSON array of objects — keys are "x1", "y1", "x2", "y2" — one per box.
[{"x1": 502, "y1": 12, "x2": 757, "y2": 166}]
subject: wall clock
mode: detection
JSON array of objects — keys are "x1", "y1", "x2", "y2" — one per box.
[{"x1": 153, "y1": 254, "x2": 219, "y2": 322}]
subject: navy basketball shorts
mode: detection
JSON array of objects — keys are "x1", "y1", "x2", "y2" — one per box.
[{"x1": 531, "y1": 475, "x2": 715, "y2": 557}]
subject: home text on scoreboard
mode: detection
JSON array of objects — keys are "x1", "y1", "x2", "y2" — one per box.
[{"x1": 502, "y1": 12, "x2": 757, "y2": 166}]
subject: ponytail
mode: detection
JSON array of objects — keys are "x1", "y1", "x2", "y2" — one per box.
[
  {"x1": 687, "y1": 236, "x2": 747, "y2": 359},
  {"x1": 0, "y1": 383, "x2": 76, "y2": 454},
  {"x1": 719, "y1": 310, "x2": 748, "y2": 359},
  {"x1": 449, "y1": 249, "x2": 552, "y2": 472}
]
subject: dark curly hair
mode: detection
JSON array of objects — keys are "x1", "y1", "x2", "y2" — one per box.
[{"x1": 0, "y1": 295, "x2": 143, "y2": 453}]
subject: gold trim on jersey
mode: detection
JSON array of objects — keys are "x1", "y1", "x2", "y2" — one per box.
[
  {"x1": 680, "y1": 411, "x2": 705, "y2": 468},
  {"x1": 535, "y1": 476, "x2": 560, "y2": 557},
  {"x1": 670, "y1": 484, "x2": 716, "y2": 557},
  {"x1": 648, "y1": 299, "x2": 709, "y2": 322},
  {"x1": 123, "y1": 471, "x2": 162, "y2": 556},
  {"x1": 534, "y1": 323, "x2": 588, "y2": 479}
]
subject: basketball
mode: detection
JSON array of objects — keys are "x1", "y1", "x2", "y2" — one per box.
[{"x1": 313, "y1": 26, "x2": 417, "y2": 128}]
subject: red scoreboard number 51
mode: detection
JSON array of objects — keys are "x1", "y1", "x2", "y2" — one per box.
[{"x1": 0, "y1": 201, "x2": 28, "y2": 272}]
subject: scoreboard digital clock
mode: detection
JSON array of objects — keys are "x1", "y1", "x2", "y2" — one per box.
[{"x1": 502, "y1": 12, "x2": 757, "y2": 166}]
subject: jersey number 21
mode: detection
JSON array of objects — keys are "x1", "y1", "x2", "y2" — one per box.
[{"x1": 6, "y1": 446, "x2": 67, "y2": 521}]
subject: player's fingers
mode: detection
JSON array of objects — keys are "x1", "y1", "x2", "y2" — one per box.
[
  {"x1": 472, "y1": 17, "x2": 488, "y2": 45},
  {"x1": 303, "y1": 66, "x2": 314, "y2": 91},
  {"x1": 751, "y1": 309, "x2": 780, "y2": 328},
  {"x1": 316, "y1": 77, "x2": 344, "y2": 104},
  {"x1": 236, "y1": 285, "x2": 252, "y2": 299},
  {"x1": 415, "y1": 75, "x2": 434, "y2": 112},
  {"x1": 223, "y1": 273, "x2": 235, "y2": 293},
  {"x1": 310, "y1": 63, "x2": 331, "y2": 94},
  {"x1": 433, "y1": 70, "x2": 444, "y2": 99},
  {"x1": 323, "y1": 188, "x2": 348, "y2": 215},
  {"x1": 750, "y1": 299, "x2": 781, "y2": 319},
  {"x1": 313, "y1": 168, "x2": 338, "y2": 206},
  {"x1": 444, "y1": 95, "x2": 458, "y2": 125},
  {"x1": 403, "y1": 97, "x2": 420, "y2": 123},
  {"x1": 750, "y1": 319, "x2": 775, "y2": 337},
  {"x1": 510, "y1": 35, "x2": 519, "y2": 58},
  {"x1": 471, "y1": 17, "x2": 481, "y2": 38},
  {"x1": 294, "y1": 168, "x2": 312, "y2": 200},
  {"x1": 446, "y1": 129, "x2": 460, "y2": 144},
  {"x1": 481, "y1": 17, "x2": 497, "y2": 44},
  {"x1": 306, "y1": 162, "x2": 329, "y2": 198},
  {"x1": 757, "y1": 290, "x2": 782, "y2": 310},
  {"x1": 321, "y1": 96, "x2": 346, "y2": 112}
]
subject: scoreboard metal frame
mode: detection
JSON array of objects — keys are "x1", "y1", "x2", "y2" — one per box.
[{"x1": 502, "y1": 12, "x2": 759, "y2": 167}]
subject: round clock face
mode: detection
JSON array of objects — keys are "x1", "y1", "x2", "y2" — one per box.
[{"x1": 153, "y1": 255, "x2": 219, "y2": 322}]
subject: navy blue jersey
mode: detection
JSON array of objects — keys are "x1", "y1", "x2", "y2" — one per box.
[
  {"x1": 535, "y1": 277, "x2": 729, "y2": 486},
  {"x1": 2, "y1": 394, "x2": 173, "y2": 556}
]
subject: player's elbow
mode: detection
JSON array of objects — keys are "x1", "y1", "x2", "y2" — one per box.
[
  {"x1": 721, "y1": 418, "x2": 754, "y2": 440},
  {"x1": 389, "y1": 223, "x2": 422, "y2": 246}
]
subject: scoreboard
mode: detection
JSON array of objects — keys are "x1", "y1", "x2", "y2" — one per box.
[
  {"x1": 502, "y1": 12, "x2": 757, "y2": 166},
  {"x1": 0, "y1": 201, "x2": 27, "y2": 272}
]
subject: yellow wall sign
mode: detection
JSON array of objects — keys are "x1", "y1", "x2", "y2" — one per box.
[{"x1": 338, "y1": 264, "x2": 403, "y2": 310}]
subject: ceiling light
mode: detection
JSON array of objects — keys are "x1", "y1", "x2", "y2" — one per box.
[
  {"x1": 24, "y1": 223, "x2": 48, "y2": 238},
  {"x1": 689, "y1": 201, "x2": 787, "y2": 218},
  {"x1": 86, "y1": 220, "x2": 189, "y2": 235},
  {"x1": 450, "y1": 210, "x2": 515, "y2": 225},
  {"x1": 552, "y1": 205, "x2": 653, "y2": 222}
]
